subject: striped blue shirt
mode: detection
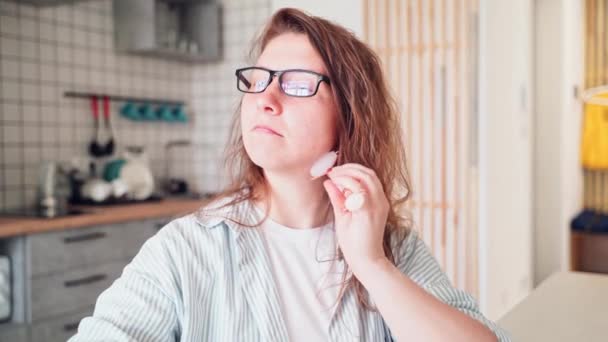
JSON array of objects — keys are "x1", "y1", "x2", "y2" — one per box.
[{"x1": 69, "y1": 196, "x2": 511, "y2": 341}]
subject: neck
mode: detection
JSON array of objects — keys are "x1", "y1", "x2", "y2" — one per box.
[{"x1": 256, "y1": 168, "x2": 332, "y2": 229}]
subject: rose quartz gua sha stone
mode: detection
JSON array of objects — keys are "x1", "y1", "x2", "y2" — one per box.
[
  {"x1": 310, "y1": 151, "x2": 338, "y2": 179},
  {"x1": 309, "y1": 151, "x2": 365, "y2": 211}
]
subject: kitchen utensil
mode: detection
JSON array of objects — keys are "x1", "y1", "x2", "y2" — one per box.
[
  {"x1": 172, "y1": 105, "x2": 188, "y2": 122},
  {"x1": 120, "y1": 146, "x2": 155, "y2": 200},
  {"x1": 167, "y1": 178, "x2": 189, "y2": 194},
  {"x1": 120, "y1": 102, "x2": 142, "y2": 121},
  {"x1": 121, "y1": 160, "x2": 154, "y2": 200},
  {"x1": 158, "y1": 105, "x2": 174, "y2": 122},
  {"x1": 81, "y1": 162, "x2": 112, "y2": 202},
  {"x1": 88, "y1": 96, "x2": 104, "y2": 157},
  {"x1": 103, "y1": 159, "x2": 126, "y2": 182},
  {"x1": 163, "y1": 140, "x2": 191, "y2": 195},
  {"x1": 111, "y1": 178, "x2": 129, "y2": 198},
  {"x1": 101, "y1": 96, "x2": 115, "y2": 156},
  {"x1": 81, "y1": 178, "x2": 112, "y2": 202},
  {"x1": 37, "y1": 161, "x2": 70, "y2": 218},
  {"x1": 139, "y1": 104, "x2": 157, "y2": 121}
]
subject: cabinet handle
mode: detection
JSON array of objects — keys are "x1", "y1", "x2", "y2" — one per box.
[
  {"x1": 64, "y1": 274, "x2": 107, "y2": 288},
  {"x1": 63, "y1": 321, "x2": 79, "y2": 332},
  {"x1": 64, "y1": 232, "x2": 107, "y2": 244}
]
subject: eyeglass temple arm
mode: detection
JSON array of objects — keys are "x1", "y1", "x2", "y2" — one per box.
[{"x1": 236, "y1": 72, "x2": 252, "y2": 88}]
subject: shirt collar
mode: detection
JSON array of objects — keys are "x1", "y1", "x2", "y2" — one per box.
[{"x1": 193, "y1": 190, "x2": 259, "y2": 232}]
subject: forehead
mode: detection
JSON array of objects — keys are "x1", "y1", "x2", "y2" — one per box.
[{"x1": 256, "y1": 33, "x2": 328, "y2": 75}]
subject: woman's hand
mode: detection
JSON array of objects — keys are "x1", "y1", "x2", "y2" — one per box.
[{"x1": 323, "y1": 163, "x2": 390, "y2": 276}]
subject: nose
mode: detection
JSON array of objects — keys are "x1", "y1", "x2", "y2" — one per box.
[{"x1": 255, "y1": 76, "x2": 283, "y2": 115}]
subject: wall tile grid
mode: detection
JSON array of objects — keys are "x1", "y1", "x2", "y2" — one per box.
[
  {"x1": 0, "y1": 0, "x2": 270, "y2": 210},
  {"x1": 191, "y1": 0, "x2": 271, "y2": 195}
]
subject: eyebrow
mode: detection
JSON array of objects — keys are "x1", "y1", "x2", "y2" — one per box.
[{"x1": 254, "y1": 64, "x2": 327, "y2": 74}]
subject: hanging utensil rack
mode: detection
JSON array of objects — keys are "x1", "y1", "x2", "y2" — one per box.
[{"x1": 64, "y1": 91, "x2": 186, "y2": 106}]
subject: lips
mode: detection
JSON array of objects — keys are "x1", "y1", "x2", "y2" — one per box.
[{"x1": 253, "y1": 125, "x2": 282, "y2": 137}]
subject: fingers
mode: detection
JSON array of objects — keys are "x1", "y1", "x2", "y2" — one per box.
[
  {"x1": 327, "y1": 175, "x2": 365, "y2": 195},
  {"x1": 323, "y1": 179, "x2": 347, "y2": 216},
  {"x1": 328, "y1": 164, "x2": 383, "y2": 200},
  {"x1": 333, "y1": 163, "x2": 377, "y2": 181}
]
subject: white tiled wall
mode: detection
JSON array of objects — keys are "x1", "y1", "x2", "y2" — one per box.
[
  {"x1": 0, "y1": 0, "x2": 271, "y2": 210},
  {"x1": 190, "y1": 0, "x2": 271, "y2": 195}
]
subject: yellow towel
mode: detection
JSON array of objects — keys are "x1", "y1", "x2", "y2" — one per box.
[{"x1": 581, "y1": 93, "x2": 608, "y2": 169}]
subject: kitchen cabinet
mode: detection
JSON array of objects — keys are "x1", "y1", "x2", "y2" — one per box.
[
  {"x1": 0, "y1": 323, "x2": 28, "y2": 341},
  {"x1": 113, "y1": 0, "x2": 222, "y2": 63},
  {"x1": 30, "y1": 261, "x2": 124, "y2": 322},
  {"x1": 0, "y1": 216, "x2": 172, "y2": 342},
  {"x1": 30, "y1": 307, "x2": 94, "y2": 342},
  {"x1": 27, "y1": 220, "x2": 160, "y2": 277},
  {"x1": 18, "y1": 0, "x2": 88, "y2": 6}
]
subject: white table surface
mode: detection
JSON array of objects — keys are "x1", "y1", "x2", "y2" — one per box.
[{"x1": 498, "y1": 271, "x2": 608, "y2": 341}]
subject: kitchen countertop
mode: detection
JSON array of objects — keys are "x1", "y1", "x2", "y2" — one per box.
[
  {"x1": 498, "y1": 271, "x2": 608, "y2": 341},
  {"x1": 0, "y1": 198, "x2": 208, "y2": 238}
]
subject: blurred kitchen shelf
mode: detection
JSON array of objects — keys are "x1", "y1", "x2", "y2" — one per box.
[
  {"x1": 19, "y1": 0, "x2": 87, "y2": 6},
  {"x1": 0, "y1": 208, "x2": 92, "y2": 219},
  {"x1": 69, "y1": 192, "x2": 215, "y2": 207}
]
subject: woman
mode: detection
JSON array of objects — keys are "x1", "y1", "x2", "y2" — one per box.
[{"x1": 71, "y1": 8, "x2": 509, "y2": 342}]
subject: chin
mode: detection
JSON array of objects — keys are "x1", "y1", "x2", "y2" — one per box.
[
  {"x1": 243, "y1": 134, "x2": 331, "y2": 173},
  {"x1": 249, "y1": 153, "x2": 283, "y2": 170},
  {"x1": 244, "y1": 142, "x2": 282, "y2": 168},
  {"x1": 246, "y1": 147, "x2": 310, "y2": 176}
]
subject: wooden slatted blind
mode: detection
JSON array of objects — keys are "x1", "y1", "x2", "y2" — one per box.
[{"x1": 363, "y1": 0, "x2": 479, "y2": 295}]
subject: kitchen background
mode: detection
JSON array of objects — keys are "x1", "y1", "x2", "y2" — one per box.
[
  {"x1": 0, "y1": 0, "x2": 269, "y2": 210},
  {"x1": 0, "y1": 0, "x2": 607, "y2": 341}
]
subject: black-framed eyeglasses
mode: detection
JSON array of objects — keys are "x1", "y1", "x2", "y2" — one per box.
[{"x1": 235, "y1": 66, "x2": 331, "y2": 98}]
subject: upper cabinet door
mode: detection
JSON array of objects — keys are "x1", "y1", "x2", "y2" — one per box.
[{"x1": 19, "y1": 0, "x2": 88, "y2": 6}]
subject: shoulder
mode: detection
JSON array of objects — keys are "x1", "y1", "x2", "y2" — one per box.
[
  {"x1": 152, "y1": 190, "x2": 249, "y2": 241},
  {"x1": 147, "y1": 191, "x2": 256, "y2": 264},
  {"x1": 131, "y1": 214, "x2": 204, "y2": 266},
  {"x1": 128, "y1": 213, "x2": 226, "y2": 290}
]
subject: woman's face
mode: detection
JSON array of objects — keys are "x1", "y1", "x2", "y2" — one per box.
[{"x1": 240, "y1": 33, "x2": 339, "y2": 176}]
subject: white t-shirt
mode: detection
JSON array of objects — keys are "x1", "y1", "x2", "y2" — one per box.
[{"x1": 254, "y1": 206, "x2": 342, "y2": 342}]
